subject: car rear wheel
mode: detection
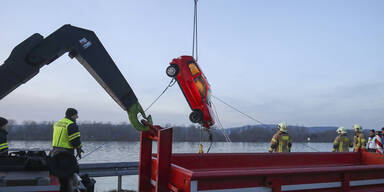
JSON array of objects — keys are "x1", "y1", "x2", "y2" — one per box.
[
  {"x1": 166, "y1": 64, "x2": 179, "y2": 77},
  {"x1": 189, "y1": 110, "x2": 203, "y2": 123}
]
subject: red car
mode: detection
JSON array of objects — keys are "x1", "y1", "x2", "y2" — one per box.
[{"x1": 166, "y1": 55, "x2": 215, "y2": 128}]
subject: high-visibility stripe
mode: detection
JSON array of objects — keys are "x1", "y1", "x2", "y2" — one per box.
[
  {"x1": 0, "y1": 142, "x2": 8, "y2": 150},
  {"x1": 0, "y1": 145, "x2": 8, "y2": 150},
  {"x1": 0, "y1": 142, "x2": 8, "y2": 147},
  {"x1": 68, "y1": 132, "x2": 80, "y2": 141},
  {"x1": 69, "y1": 135, "x2": 80, "y2": 141}
]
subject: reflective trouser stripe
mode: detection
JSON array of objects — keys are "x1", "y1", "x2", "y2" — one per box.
[{"x1": 0, "y1": 142, "x2": 8, "y2": 150}]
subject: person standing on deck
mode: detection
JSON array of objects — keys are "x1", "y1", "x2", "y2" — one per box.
[
  {"x1": 51, "y1": 108, "x2": 84, "y2": 192},
  {"x1": 333, "y1": 127, "x2": 352, "y2": 152},
  {"x1": 51, "y1": 108, "x2": 84, "y2": 158},
  {"x1": 366, "y1": 129, "x2": 377, "y2": 153},
  {"x1": 353, "y1": 124, "x2": 366, "y2": 152},
  {"x1": 269, "y1": 122, "x2": 292, "y2": 152}
]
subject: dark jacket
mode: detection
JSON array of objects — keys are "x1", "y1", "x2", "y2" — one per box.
[{"x1": 66, "y1": 116, "x2": 82, "y2": 149}]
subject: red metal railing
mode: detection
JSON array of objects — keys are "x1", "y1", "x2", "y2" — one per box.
[{"x1": 138, "y1": 123, "x2": 384, "y2": 192}]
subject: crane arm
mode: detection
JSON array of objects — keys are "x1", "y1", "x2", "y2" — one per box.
[{"x1": 0, "y1": 24, "x2": 150, "y2": 131}]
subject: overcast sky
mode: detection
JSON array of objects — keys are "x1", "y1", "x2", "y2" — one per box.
[{"x1": 0, "y1": 0, "x2": 383, "y2": 129}]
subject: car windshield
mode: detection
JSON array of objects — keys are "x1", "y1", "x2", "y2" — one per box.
[
  {"x1": 194, "y1": 75, "x2": 207, "y2": 100},
  {"x1": 188, "y1": 62, "x2": 200, "y2": 76}
]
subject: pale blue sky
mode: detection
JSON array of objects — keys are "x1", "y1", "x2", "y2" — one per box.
[{"x1": 0, "y1": 0, "x2": 383, "y2": 129}]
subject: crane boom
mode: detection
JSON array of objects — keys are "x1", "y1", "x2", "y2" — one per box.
[{"x1": 0, "y1": 24, "x2": 150, "y2": 130}]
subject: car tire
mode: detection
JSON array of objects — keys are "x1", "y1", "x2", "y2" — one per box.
[
  {"x1": 166, "y1": 64, "x2": 179, "y2": 77},
  {"x1": 189, "y1": 110, "x2": 203, "y2": 123}
]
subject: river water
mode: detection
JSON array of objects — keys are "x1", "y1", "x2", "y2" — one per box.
[{"x1": 9, "y1": 141, "x2": 333, "y2": 192}]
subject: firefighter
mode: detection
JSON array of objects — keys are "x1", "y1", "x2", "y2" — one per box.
[
  {"x1": 269, "y1": 122, "x2": 292, "y2": 152},
  {"x1": 0, "y1": 117, "x2": 8, "y2": 156},
  {"x1": 332, "y1": 127, "x2": 352, "y2": 152},
  {"x1": 51, "y1": 108, "x2": 84, "y2": 158},
  {"x1": 353, "y1": 124, "x2": 366, "y2": 152},
  {"x1": 366, "y1": 129, "x2": 377, "y2": 152}
]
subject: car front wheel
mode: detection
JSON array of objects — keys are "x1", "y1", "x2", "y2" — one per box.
[
  {"x1": 166, "y1": 64, "x2": 179, "y2": 77},
  {"x1": 189, "y1": 110, "x2": 203, "y2": 123}
]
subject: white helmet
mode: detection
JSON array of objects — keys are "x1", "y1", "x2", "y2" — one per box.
[
  {"x1": 278, "y1": 122, "x2": 288, "y2": 133},
  {"x1": 337, "y1": 127, "x2": 347, "y2": 134},
  {"x1": 353, "y1": 124, "x2": 362, "y2": 132}
]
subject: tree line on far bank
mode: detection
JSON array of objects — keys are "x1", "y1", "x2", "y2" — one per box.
[{"x1": 6, "y1": 120, "x2": 368, "y2": 142}]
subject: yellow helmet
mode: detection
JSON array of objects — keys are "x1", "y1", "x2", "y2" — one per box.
[
  {"x1": 278, "y1": 122, "x2": 288, "y2": 133},
  {"x1": 353, "y1": 124, "x2": 362, "y2": 132}
]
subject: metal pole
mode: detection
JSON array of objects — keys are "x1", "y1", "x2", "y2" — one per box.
[{"x1": 118, "y1": 175, "x2": 122, "y2": 192}]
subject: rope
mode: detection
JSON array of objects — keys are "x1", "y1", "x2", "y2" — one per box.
[
  {"x1": 139, "y1": 78, "x2": 176, "y2": 118},
  {"x1": 192, "y1": 0, "x2": 198, "y2": 61},
  {"x1": 301, "y1": 143, "x2": 320, "y2": 152},
  {"x1": 79, "y1": 142, "x2": 108, "y2": 161},
  {"x1": 81, "y1": 79, "x2": 176, "y2": 159},
  {"x1": 212, "y1": 101, "x2": 231, "y2": 142},
  {"x1": 211, "y1": 95, "x2": 321, "y2": 152},
  {"x1": 206, "y1": 128, "x2": 213, "y2": 153},
  {"x1": 211, "y1": 95, "x2": 269, "y2": 128}
]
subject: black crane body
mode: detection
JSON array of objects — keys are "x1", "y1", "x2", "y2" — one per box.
[{"x1": 0, "y1": 24, "x2": 151, "y2": 131}]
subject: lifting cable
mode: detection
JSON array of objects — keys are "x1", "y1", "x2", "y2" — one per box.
[
  {"x1": 212, "y1": 95, "x2": 269, "y2": 127},
  {"x1": 301, "y1": 143, "x2": 320, "y2": 152},
  {"x1": 212, "y1": 101, "x2": 232, "y2": 142},
  {"x1": 142, "y1": 78, "x2": 176, "y2": 114},
  {"x1": 81, "y1": 79, "x2": 177, "y2": 160},
  {"x1": 192, "y1": 0, "x2": 199, "y2": 61},
  {"x1": 199, "y1": 125, "x2": 213, "y2": 154},
  {"x1": 211, "y1": 95, "x2": 320, "y2": 152},
  {"x1": 191, "y1": 0, "x2": 212, "y2": 152}
]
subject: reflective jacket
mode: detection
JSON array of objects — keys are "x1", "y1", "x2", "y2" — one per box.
[
  {"x1": 0, "y1": 129, "x2": 8, "y2": 156},
  {"x1": 353, "y1": 133, "x2": 366, "y2": 152},
  {"x1": 52, "y1": 118, "x2": 81, "y2": 150},
  {"x1": 269, "y1": 132, "x2": 292, "y2": 152},
  {"x1": 333, "y1": 135, "x2": 352, "y2": 152},
  {"x1": 367, "y1": 136, "x2": 376, "y2": 150}
]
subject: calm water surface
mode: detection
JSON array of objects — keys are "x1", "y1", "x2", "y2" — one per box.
[{"x1": 10, "y1": 141, "x2": 333, "y2": 192}]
